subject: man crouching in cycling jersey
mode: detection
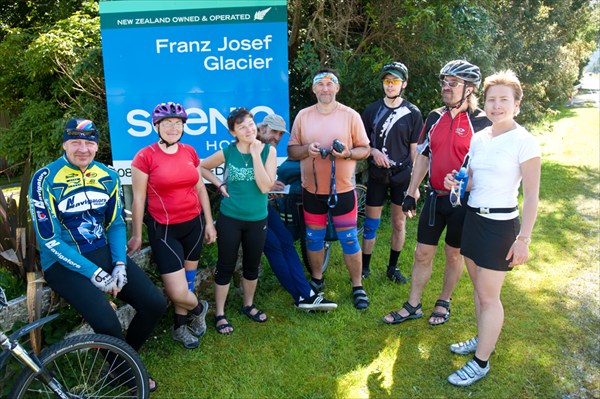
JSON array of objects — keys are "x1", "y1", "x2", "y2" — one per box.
[{"x1": 29, "y1": 119, "x2": 167, "y2": 392}]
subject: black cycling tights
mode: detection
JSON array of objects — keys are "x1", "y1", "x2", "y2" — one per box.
[
  {"x1": 214, "y1": 214, "x2": 268, "y2": 285},
  {"x1": 44, "y1": 246, "x2": 167, "y2": 351}
]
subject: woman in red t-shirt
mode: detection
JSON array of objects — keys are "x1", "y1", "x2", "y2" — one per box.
[{"x1": 127, "y1": 102, "x2": 217, "y2": 349}]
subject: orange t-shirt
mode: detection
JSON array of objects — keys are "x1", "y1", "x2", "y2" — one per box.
[{"x1": 289, "y1": 103, "x2": 369, "y2": 194}]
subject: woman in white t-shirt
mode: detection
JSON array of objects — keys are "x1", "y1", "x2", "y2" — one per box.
[{"x1": 443, "y1": 70, "x2": 541, "y2": 386}]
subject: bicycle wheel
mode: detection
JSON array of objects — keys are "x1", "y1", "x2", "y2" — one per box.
[
  {"x1": 10, "y1": 333, "x2": 149, "y2": 399},
  {"x1": 355, "y1": 183, "x2": 367, "y2": 235},
  {"x1": 300, "y1": 235, "x2": 333, "y2": 274}
]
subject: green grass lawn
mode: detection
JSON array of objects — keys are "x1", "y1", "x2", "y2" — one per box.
[{"x1": 141, "y1": 106, "x2": 599, "y2": 398}]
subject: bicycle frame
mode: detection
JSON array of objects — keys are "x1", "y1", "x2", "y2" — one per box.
[{"x1": 0, "y1": 313, "x2": 72, "y2": 399}]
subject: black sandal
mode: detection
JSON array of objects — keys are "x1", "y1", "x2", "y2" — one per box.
[
  {"x1": 148, "y1": 376, "x2": 158, "y2": 393},
  {"x1": 215, "y1": 314, "x2": 234, "y2": 334},
  {"x1": 352, "y1": 289, "x2": 370, "y2": 310},
  {"x1": 240, "y1": 304, "x2": 268, "y2": 322},
  {"x1": 429, "y1": 299, "x2": 451, "y2": 326},
  {"x1": 382, "y1": 301, "x2": 423, "y2": 324}
]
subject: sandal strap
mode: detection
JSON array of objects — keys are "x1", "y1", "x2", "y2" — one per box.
[
  {"x1": 434, "y1": 299, "x2": 451, "y2": 310},
  {"x1": 430, "y1": 311, "x2": 449, "y2": 318},
  {"x1": 353, "y1": 289, "x2": 369, "y2": 303},
  {"x1": 402, "y1": 301, "x2": 422, "y2": 315},
  {"x1": 215, "y1": 314, "x2": 228, "y2": 322},
  {"x1": 241, "y1": 304, "x2": 257, "y2": 312}
]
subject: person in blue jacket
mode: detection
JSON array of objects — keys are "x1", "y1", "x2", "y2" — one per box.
[
  {"x1": 257, "y1": 114, "x2": 337, "y2": 311},
  {"x1": 29, "y1": 119, "x2": 166, "y2": 392}
]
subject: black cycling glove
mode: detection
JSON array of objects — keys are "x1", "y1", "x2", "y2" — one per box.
[{"x1": 402, "y1": 195, "x2": 417, "y2": 213}]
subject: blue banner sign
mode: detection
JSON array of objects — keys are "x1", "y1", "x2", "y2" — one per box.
[{"x1": 99, "y1": 1, "x2": 289, "y2": 183}]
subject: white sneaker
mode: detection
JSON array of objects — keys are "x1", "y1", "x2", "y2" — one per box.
[
  {"x1": 450, "y1": 336, "x2": 478, "y2": 355},
  {"x1": 447, "y1": 359, "x2": 490, "y2": 386},
  {"x1": 189, "y1": 300, "x2": 209, "y2": 337},
  {"x1": 296, "y1": 293, "x2": 337, "y2": 312}
]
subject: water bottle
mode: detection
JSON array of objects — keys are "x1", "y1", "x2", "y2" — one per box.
[{"x1": 455, "y1": 167, "x2": 469, "y2": 198}]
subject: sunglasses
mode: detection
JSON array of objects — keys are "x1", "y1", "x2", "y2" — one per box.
[
  {"x1": 227, "y1": 107, "x2": 253, "y2": 125},
  {"x1": 449, "y1": 185, "x2": 462, "y2": 207},
  {"x1": 440, "y1": 80, "x2": 465, "y2": 88},
  {"x1": 383, "y1": 78, "x2": 403, "y2": 85}
]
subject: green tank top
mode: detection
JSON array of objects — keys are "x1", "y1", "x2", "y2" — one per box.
[{"x1": 220, "y1": 142, "x2": 270, "y2": 221}]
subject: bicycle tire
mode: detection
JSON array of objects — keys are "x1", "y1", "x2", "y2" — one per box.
[
  {"x1": 10, "y1": 333, "x2": 149, "y2": 399},
  {"x1": 355, "y1": 183, "x2": 367, "y2": 235}
]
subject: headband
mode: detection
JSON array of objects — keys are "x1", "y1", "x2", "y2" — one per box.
[{"x1": 312, "y1": 72, "x2": 339, "y2": 85}]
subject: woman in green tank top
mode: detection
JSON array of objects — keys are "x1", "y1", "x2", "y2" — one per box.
[{"x1": 202, "y1": 108, "x2": 277, "y2": 334}]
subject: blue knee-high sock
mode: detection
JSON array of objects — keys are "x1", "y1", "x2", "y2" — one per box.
[{"x1": 185, "y1": 270, "x2": 197, "y2": 292}]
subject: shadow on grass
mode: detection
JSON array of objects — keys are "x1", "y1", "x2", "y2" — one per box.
[
  {"x1": 140, "y1": 134, "x2": 598, "y2": 398},
  {"x1": 354, "y1": 160, "x2": 599, "y2": 398},
  {"x1": 532, "y1": 161, "x2": 599, "y2": 266}
]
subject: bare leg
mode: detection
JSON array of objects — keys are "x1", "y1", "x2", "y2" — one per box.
[
  {"x1": 465, "y1": 257, "x2": 481, "y2": 321},
  {"x1": 306, "y1": 224, "x2": 325, "y2": 280},
  {"x1": 390, "y1": 204, "x2": 406, "y2": 251},
  {"x1": 241, "y1": 277, "x2": 267, "y2": 321},
  {"x1": 383, "y1": 242, "x2": 436, "y2": 322},
  {"x1": 307, "y1": 249, "x2": 325, "y2": 279},
  {"x1": 343, "y1": 251, "x2": 363, "y2": 287},
  {"x1": 162, "y1": 269, "x2": 199, "y2": 316},
  {"x1": 429, "y1": 244, "x2": 464, "y2": 324},
  {"x1": 214, "y1": 282, "x2": 233, "y2": 333},
  {"x1": 473, "y1": 267, "x2": 507, "y2": 361}
]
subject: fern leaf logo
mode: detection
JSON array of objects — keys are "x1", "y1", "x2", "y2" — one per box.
[{"x1": 254, "y1": 7, "x2": 271, "y2": 21}]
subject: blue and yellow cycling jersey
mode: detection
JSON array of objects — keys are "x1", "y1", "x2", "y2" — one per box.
[{"x1": 29, "y1": 155, "x2": 127, "y2": 278}]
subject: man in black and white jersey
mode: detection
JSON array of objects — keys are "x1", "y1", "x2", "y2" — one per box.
[{"x1": 360, "y1": 62, "x2": 423, "y2": 283}]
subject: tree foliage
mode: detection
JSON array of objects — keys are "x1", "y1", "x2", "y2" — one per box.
[
  {"x1": 0, "y1": 0, "x2": 597, "y2": 170},
  {"x1": 0, "y1": 1, "x2": 107, "y2": 172}
]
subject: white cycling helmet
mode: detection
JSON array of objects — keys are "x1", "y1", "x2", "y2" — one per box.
[{"x1": 440, "y1": 60, "x2": 482, "y2": 87}]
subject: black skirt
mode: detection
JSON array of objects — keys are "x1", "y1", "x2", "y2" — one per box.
[{"x1": 460, "y1": 210, "x2": 520, "y2": 271}]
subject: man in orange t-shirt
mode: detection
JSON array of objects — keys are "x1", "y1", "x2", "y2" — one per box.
[{"x1": 288, "y1": 68, "x2": 371, "y2": 310}]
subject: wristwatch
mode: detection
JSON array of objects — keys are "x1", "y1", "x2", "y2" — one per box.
[
  {"x1": 516, "y1": 235, "x2": 531, "y2": 245},
  {"x1": 344, "y1": 149, "x2": 353, "y2": 160}
]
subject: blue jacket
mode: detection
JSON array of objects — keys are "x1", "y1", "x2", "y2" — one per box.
[{"x1": 29, "y1": 155, "x2": 127, "y2": 278}]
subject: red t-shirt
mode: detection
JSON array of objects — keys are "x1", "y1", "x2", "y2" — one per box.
[
  {"x1": 418, "y1": 108, "x2": 490, "y2": 191},
  {"x1": 132, "y1": 143, "x2": 202, "y2": 224}
]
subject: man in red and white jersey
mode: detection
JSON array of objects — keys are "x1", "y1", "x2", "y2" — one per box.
[{"x1": 382, "y1": 60, "x2": 491, "y2": 326}]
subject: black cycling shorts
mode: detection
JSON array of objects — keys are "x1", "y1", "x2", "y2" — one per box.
[
  {"x1": 417, "y1": 192, "x2": 469, "y2": 248},
  {"x1": 145, "y1": 214, "x2": 205, "y2": 275},
  {"x1": 366, "y1": 177, "x2": 408, "y2": 207}
]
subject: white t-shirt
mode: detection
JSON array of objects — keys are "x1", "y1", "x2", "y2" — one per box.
[{"x1": 467, "y1": 124, "x2": 541, "y2": 220}]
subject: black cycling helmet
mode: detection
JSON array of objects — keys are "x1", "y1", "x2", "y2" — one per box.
[
  {"x1": 439, "y1": 60, "x2": 482, "y2": 87},
  {"x1": 379, "y1": 62, "x2": 408, "y2": 81},
  {"x1": 63, "y1": 119, "x2": 99, "y2": 143}
]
